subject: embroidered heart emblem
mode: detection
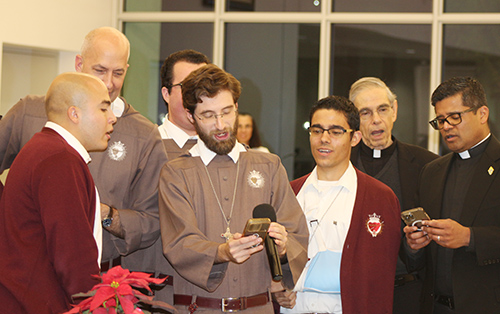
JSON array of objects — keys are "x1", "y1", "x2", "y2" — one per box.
[
  {"x1": 368, "y1": 222, "x2": 380, "y2": 233},
  {"x1": 366, "y1": 213, "x2": 383, "y2": 237}
]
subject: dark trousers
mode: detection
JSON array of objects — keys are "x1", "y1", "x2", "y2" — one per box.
[{"x1": 393, "y1": 278, "x2": 423, "y2": 314}]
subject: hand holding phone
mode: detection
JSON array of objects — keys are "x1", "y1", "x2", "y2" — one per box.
[
  {"x1": 401, "y1": 207, "x2": 430, "y2": 231},
  {"x1": 243, "y1": 218, "x2": 271, "y2": 240}
]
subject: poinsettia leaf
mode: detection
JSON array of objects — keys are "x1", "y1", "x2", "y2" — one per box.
[
  {"x1": 137, "y1": 299, "x2": 177, "y2": 312},
  {"x1": 71, "y1": 291, "x2": 95, "y2": 298},
  {"x1": 106, "y1": 298, "x2": 118, "y2": 307},
  {"x1": 116, "y1": 283, "x2": 134, "y2": 296},
  {"x1": 89, "y1": 287, "x2": 117, "y2": 310},
  {"x1": 128, "y1": 275, "x2": 166, "y2": 285},
  {"x1": 133, "y1": 290, "x2": 153, "y2": 301},
  {"x1": 93, "y1": 307, "x2": 108, "y2": 314},
  {"x1": 122, "y1": 294, "x2": 139, "y2": 304},
  {"x1": 118, "y1": 294, "x2": 136, "y2": 314},
  {"x1": 68, "y1": 296, "x2": 93, "y2": 311},
  {"x1": 123, "y1": 279, "x2": 153, "y2": 291}
]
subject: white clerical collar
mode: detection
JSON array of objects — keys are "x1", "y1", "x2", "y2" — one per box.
[
  {"x1": 189, "y1": 139, "x2": 246, "y2": 166},
  {"x1": 458, "y1": 133, "x2": 491, "y2": 159},
  {"x1": 158, "y1": 114, "x2": 198, "y2": 147},
  {"x1": 373, "y1": 149, "x2": 381, "y2": 158},
  {"x1": 45, "y1": 121, "x2": 91, "y2": 164},
  {"x1": 304, "y1": 162, "x2": 357, "y2": 193},
  {"x1": 111, "y1": 97, "x2": 125, "y2": 118}
]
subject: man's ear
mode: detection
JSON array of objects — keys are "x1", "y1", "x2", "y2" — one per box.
[
  {"x1": 75, "y1": 55, "x2": 84, "y2": 73},
  {"x1": 392, "y1": 100, "x2": 398, "y2": 122},
  {"x1": 68, "y1": 106, "x2": 80, "y2": 124},
  {"x1": 186, "y1": 108, "x2": 195, "y2": 124},
  {"x1": 351, "y1": 130, "x2": 362, "y2": 147},
  {"x1": 479, "y1": 105, "x2": 489, "y2": 124},
  {"x1": 161, "y1": 86, "x2": 170, "y2": 104}
]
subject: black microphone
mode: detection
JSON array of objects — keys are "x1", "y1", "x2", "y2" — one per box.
[{"x1": 253, "y1": 203, "x2": 283, "y2": 281}]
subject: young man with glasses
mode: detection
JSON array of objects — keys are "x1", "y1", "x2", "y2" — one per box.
[
  {"x1": 405, "y1": 76, "x2": 500, "y2": 313},
  {"x1": 159, "y1": 49, "x2": 210, "y2": 160},
  {"x1": 276, "y1": 95, "x2": 401, "y2": 313},
  {"x1": 158, "y1": 64, "x2": 308, "y2": 313},
  {"x1": 349, "y1": 77, "x2": 438, "y2": 314}
]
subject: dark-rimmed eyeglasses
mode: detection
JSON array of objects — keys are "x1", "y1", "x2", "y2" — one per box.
[
  {"x1": 308, "y1": 126, "x2": 354, "y2": 138},
  {"x1": 429, "y1": 107, "x2": 476, "y2": 130},
  {"x1": 169, "y1": 82, "x2": 182, "y2": 89}
]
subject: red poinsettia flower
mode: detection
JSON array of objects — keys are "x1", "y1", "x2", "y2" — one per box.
[{"x1": 64, "y1": 266, "x2": 173, "y2": 314}]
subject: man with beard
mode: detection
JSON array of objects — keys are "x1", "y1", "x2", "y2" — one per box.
[{"x1": 158, "y1": 64, "x2": 308, "y2": 314}]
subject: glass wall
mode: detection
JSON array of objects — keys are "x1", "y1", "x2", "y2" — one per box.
[
  {"x1": 331, "y1": 24, "x2": 432, "y2": 148},
  {"x1": 120, "y1": 0, "x2": 500, "y2": 179}
]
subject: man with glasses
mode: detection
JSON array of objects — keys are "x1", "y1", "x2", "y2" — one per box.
[
  {"x1": 276, "y1": 95, "x2": 400, "y2": 313},
  {"x1": 349, "y1": 77, "x2": 438, "y2": 314},
  {"x1": 405, "y1": 76, "x2": 500, "y2": 313},
  {"x1": 159, "y1": 49, "x2": 210, "y2": 159},
  {"x1": 158, "y1": 64, "x2": 308, "y2": 313},
  {"x1": 139, "y1": 49, "x2": 210, "y2": 306}
]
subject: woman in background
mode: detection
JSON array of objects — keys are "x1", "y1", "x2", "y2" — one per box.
[{"x1": 236, "y1": 112, "x2": 270, "y2": 153}]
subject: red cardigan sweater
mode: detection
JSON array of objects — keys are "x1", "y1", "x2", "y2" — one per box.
[{"x1": 0, "y1": 128, "x2": 100, "y2": 314}]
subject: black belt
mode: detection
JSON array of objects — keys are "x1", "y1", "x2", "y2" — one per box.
[
  {"x1": 174, "y1": 292, "x2": 269, "y2": 312},
  {"x1": 394, "y1": 273, "x2": 419, "y2": 287},
  {"x1": 434, "y1": 294, "x2": 454, "y2": 309},
  {"x1": 100, "y1": 256, "x2": 121, "y2": 272}
]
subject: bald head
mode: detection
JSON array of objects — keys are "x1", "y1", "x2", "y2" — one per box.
[
  {"x1": 45, "y1": 72, "x2": 108, "y2": 120},
  {"x1": 45, "y1": 72, "x2": 116, "y2": 152},
  {"x1": 81, "y1": 27, "x2": 130, "y2": 61},
  {"x1": 75, "y1": 27, "x2": 130, "y2": 102}
]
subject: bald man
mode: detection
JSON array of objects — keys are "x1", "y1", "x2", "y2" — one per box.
[
  {"x1": 0, "y1": 27, "x2": 169, "y2": 291},
  {"x1": 0, "y1": 73, "x2": 116, "y2": 314}
]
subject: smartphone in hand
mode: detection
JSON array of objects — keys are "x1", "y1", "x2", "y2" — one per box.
[
  {"x1": 401, "y1": 207, "x2": 430, "y2": 231},
  {"x1": 243, "y1": 218, "x2": 271, "y2": 240}
]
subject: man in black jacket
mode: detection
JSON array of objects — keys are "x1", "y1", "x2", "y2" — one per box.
[
  {"x1": 349, "y1": 77, "x2": 438, "y2": 314},
  {"x1": 405, "y1": 76, "x2": 500, "y2": 313}
]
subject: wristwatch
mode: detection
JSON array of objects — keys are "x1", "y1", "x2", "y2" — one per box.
[{"x1": 102, "y1": 206, "x2": 114, "y2": 227}]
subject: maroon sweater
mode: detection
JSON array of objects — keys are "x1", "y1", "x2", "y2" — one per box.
[
  {"x1": 0, "y1": 128, "x2": 99, "y2": 314},
  {"x1": 291, "y1": 168, "x2": 401, "y2": 314}
]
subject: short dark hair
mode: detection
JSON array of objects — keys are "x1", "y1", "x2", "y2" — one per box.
[
  {"x1": 182, "y1": 64, "x2": 241, "y2": 114},
  {"x1": 238, "y1": 112, "x2": 262, "y2": 148},
  {"x1": 431, "y1": 76, "x2": 487, "y2": 110},
  {"x1": 160, "y1": 49, "x2": 210, "y2": 93},
  {"x1": 309, "y1": 95, "x2": 360, "y2": 131}
]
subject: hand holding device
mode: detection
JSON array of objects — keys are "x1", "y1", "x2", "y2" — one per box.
[
  {"x1": 243, "y1": 218, "x2": 271, "y2": 240},
  {"x1": 253, "y1": 204, "x2": 283, "y2": 281},
  {"x1": 401, "y1": 207, "x2": 430, "y2": 231}
]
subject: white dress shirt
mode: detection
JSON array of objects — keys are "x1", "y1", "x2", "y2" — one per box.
[{"x1": 158, "y1": 114, "x2": 198, "y2": 148}]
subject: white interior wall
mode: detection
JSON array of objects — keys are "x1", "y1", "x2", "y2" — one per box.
[
  {"x1": 0, "y1": 0, "x2": 116, "y2": 113},
  {"x1": 0, "y1": 0, "x2": 116, "y2": 184}
]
